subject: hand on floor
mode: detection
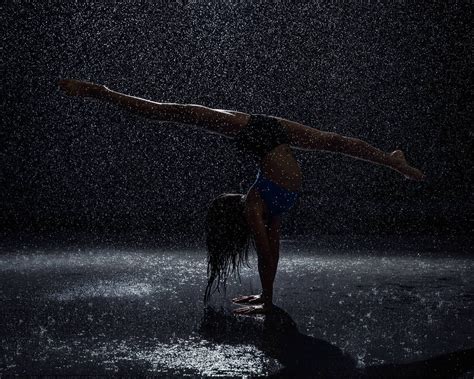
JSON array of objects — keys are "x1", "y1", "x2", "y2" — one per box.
[
  {"x1": 232, "y1": 294, "x2": 264, "y2": 305},
  {"x1": 233, "y1": 304, "x2": 273, "y2": 315}
]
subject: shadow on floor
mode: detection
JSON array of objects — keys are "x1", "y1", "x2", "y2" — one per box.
[{"x1": 198, "y1": 306, "x2": 474, "y2": 378}]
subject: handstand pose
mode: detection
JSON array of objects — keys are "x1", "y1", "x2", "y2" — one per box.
[{"x1": 59, "y1": 79, "x2": 425, "y2": 315}]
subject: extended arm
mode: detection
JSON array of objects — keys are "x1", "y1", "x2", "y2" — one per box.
[
  {"x1": 234, "y1": 189, "x2": 280, "y2": 314},
  {"x1": 276, "y1": 117, "x2": 425, "y2": 181}
]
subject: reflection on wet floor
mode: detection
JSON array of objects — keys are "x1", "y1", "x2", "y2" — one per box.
[
  {"x1": 24, "y1": 335, "x2": 273, "y2": 376},
  {"x1": 0, "y1": 247, "x2": 473, "y2": 376},
  {"x1": 51, "y1": 281, "x2": 154, "y2": 301}
]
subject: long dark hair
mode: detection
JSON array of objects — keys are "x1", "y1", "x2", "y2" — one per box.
[{"x1": 204, "y1": 193, "x2": 252, "y2": 303}]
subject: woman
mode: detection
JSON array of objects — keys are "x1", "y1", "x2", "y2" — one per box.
[{"x1": 58, "y1": 79, "x2": 425, "y2": 315}]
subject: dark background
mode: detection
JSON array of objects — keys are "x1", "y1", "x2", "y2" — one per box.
[{"x1": 1, "y1": 2, "x2": 472, "y2": 245}]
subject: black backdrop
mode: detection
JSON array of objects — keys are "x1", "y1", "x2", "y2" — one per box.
[{"x1": 1, "y1": 2, "x2": 472, "y2": 243}]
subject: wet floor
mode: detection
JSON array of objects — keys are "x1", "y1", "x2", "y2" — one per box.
[{"x1": 1, "y1": 243, "x2": 473, "y2": 377}]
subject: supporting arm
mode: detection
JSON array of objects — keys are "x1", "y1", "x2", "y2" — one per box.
[{"x1": 243, "y1": 192, "x2": 279, "y2": 308}]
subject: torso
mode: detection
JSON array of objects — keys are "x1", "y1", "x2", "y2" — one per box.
[
  {"x1": 260, "y1": 144, "x2": 302, "y2": 192},
  {"x1": 235, "y1": 113, "x2": 303, "y2": 192}
]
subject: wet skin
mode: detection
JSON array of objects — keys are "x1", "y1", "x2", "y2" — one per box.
[{"x1": 58, "y1": 79, "x2": 426, "y2": 317}]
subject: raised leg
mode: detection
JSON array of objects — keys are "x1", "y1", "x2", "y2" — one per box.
[
  {"x1": 274, "y1": 116, "x2": 425, "y2": 181},
  {"x1": 58, "y1": 79, "x2": 250, "y2": 138}
]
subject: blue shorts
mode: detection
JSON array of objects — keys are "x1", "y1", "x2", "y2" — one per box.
[{"x1": 252, "y1": 171, "x2": 299, "y2": 219}]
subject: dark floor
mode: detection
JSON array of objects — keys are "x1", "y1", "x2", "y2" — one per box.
[{"x1": 0, "y1": 240, "x2": 473, "y2": 377}]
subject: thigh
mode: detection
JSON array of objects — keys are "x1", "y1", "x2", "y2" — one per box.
[
  {"x1": 271, "y1": 116, "x2": 335, "y2": 151},
  {"x1": 187, "y1": 104, "x2": 250, "y2": 137}
]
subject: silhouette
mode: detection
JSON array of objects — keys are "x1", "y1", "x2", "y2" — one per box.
[{"x1": 58, "y1": 79, "x2": 425, "y2": 315}]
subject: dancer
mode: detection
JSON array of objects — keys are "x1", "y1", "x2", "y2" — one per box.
[{"x1": 58, "y1": 79, "x2": 425, "y2": 315}]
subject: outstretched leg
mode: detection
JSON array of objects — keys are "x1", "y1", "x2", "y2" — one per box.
[
  {"x1": 58, "y1": 79, "x2": 250, "y2": 138},
  {"x1": 274, "y1": 116, "x2": 425, "y2": 181}
]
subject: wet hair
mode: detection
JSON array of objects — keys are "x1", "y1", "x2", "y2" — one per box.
[{"x1": 204, "y1": 193, "x2": 252, "y2": 303}]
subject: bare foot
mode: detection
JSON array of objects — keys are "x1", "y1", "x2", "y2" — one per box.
[
  {"x1": 233, "y1": 304, "x2": 273, "y2": 315},
  {"x1": 232, "y1": 294, "x2": 264, "y2": 305},
  {"x1": 58, "y1": 79, "x2": 106, "y2": 97},
  {"x1": 390, "y1": 150, "x2": 426, "y2": 181}
]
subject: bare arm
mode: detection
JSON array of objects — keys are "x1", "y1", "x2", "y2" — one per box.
[
  {"x1": 267, "y1": 216, "x2": 281, "y2": 261},
  {"x1": 243, "y1": 190, "x2": 279, "y2": 308}
]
